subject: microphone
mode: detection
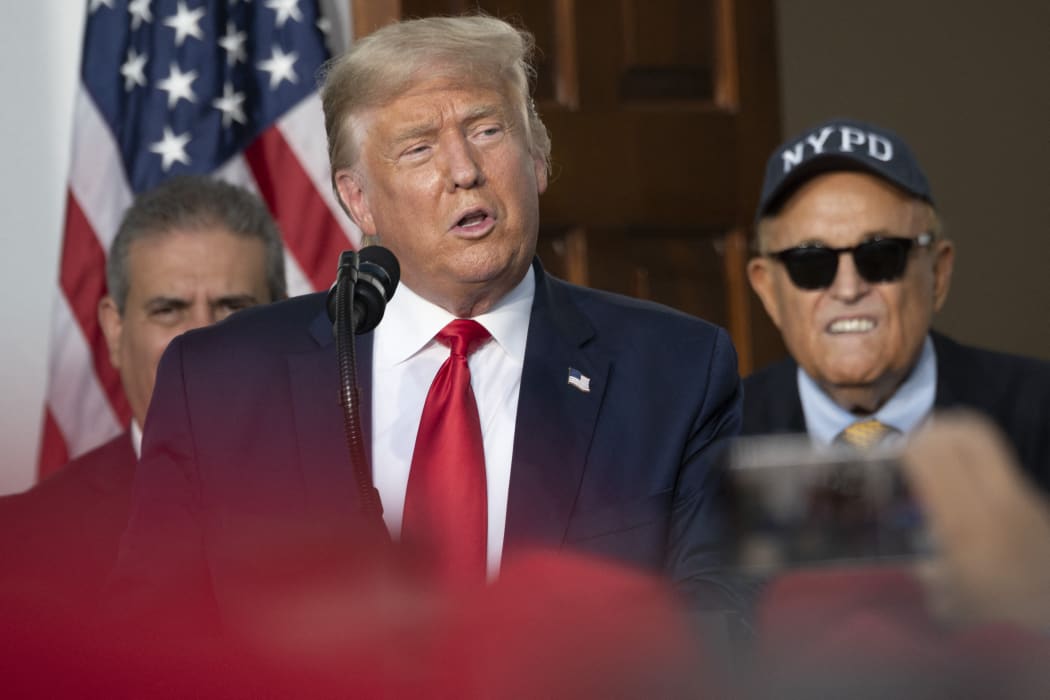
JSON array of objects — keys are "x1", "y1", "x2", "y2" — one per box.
[{"x1": 327, "y1": 246, "x2": 400, "y2": 334}]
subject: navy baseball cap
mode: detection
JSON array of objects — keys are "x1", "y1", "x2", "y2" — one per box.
[{"x1": 756, "y1": 119, "x2": 934, "y2": 219}]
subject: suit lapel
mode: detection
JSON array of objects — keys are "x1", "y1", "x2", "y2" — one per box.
[
  {"x1": 504, "y1": 265, "x2": 609, "y2": 553},
  {"x1": 782, "y1": 363, "x2": 807, "y2": 433},
  {"x1": 287, "y1": 309, "x2": 375, "y2": 516},
  {"x1": 930, "y1": 331, "x2": 961, "y2": 408}
]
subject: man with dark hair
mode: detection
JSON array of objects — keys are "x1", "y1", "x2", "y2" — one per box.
[
  {"x1": 0, "y1": 176, "x2": 285, "y2": 611},
  {"x1": 744, "y1": 119, "x2": 1050, "y2": 491},
  {"x1": 110, "y1": 15, "x2": 742, "y2": 633}
]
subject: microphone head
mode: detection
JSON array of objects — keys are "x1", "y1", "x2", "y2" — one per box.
[
  {"x1": 353, "y1": 245, "x2": 400, "y2": 334},
  {"x1": 326, "y1": 246, "x2": 401, "y2": 334},
  {"x1": 357, "y1": 245, "x2": 400, "y2": 301}
]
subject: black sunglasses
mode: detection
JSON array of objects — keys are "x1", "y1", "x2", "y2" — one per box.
[{"x1": 767, "y1": 232, "x2": 934, "y2": 290}]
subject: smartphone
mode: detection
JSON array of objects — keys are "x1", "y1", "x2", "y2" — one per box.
[{"x1": 724, "y1": 434, "x2": 932, "y2": 575}]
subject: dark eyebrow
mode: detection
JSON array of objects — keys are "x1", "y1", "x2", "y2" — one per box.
[
  {"x1": 144, "y1": 296, "x2": 190, "y2": 310},
  {"x1": 213, "y1": 294, "x2": 259, "y2": 308}
]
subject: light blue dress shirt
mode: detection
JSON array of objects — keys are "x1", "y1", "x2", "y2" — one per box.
[{"x1": 798, "y1": 335, "x2": 937, "y2": 446}]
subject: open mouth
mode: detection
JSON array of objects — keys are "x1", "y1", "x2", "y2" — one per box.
[
  {"x1": 827, "y1": 317, "x2": 876, "y2": 334},
  {"x1": 451, "y1": 207, "x2": 494, "y2": 235},
  {"x1": 457, "y1": 210, "x2": 488, "y2": 227}
]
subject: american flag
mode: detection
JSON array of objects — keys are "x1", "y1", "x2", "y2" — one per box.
[{"x1": 38, "y1": 0, "x2": 359, "y2": 478}]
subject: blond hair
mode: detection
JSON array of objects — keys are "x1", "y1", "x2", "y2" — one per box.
[{"x1": 319, "y1": 15, "x2": 551, "y2": 188}]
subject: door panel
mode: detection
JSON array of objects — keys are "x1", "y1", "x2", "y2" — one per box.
[{"x1": 355, "y1": 0, "x2": 785, "y2": 372}]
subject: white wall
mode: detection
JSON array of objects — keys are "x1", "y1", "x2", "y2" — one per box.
[{"x1": 0, "y1": 2, "x2": 85, "y2": 494}]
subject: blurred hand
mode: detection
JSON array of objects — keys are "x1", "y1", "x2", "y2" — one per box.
[{"x1": 902, "y1": 411, "x2": 1050, "y2": 629}]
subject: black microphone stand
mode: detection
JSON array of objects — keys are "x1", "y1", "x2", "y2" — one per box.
[{"x1": 331, "y1": 251, "x2": 385, "y2": 529}]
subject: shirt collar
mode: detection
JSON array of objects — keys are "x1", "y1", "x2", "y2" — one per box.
[
  {"x1": 131, "y1": 420, "x2": 143, "y2": 458},
  {"x1": 798, "y1": 334, "x2": 938, "y2": 445},
  {"x1": 373, "y1": 268, "x2": 535, "y2": 368}
]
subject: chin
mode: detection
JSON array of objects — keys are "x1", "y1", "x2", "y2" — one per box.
[{"x1": 816, "y1": 360, "x2": 886, "y2": 389}]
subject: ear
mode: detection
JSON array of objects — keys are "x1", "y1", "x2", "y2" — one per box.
[
  {"x1": 98, "y1": 296, "x2": 124, "y2": 371},
  {"x1": 533, "y1": 154, "x2": 548, "y2": 195},
  {"x1": 931, "y1": 238, "x2": 955, "y2": 311},
  {"x1": 335, "y1": 169, "x2": 377, "y2": 237},
  {"x1": 747, "y1": 256, "x2": 783, "y2": 329}
]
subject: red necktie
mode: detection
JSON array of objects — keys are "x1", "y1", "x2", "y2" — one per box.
[{"x1": 402, "y1": 319, "x2": 491, "y2": 584}]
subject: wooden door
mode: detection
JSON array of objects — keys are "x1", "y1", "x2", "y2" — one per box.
[{"x1": 350, "y1": 0, "x2": 784, "y2": 373}]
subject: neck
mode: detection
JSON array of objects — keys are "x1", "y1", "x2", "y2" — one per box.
[
  {"x1": 407, "y1": 268, "x2": 530, "y2": 319},
  {"x1": 821, "y1": 376, "x2": 901, "y2": 416}
]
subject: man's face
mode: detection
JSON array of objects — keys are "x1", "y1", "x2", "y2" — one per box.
[
  {"x1": 747, "y1": 172, "x2": 954, "y2": 412},
  {"x1": 335, "y1": 76, "x2": 548, "y2": 317},
  {"x1": 99, "y1": 227, "x2": 272, "y2": 427}
]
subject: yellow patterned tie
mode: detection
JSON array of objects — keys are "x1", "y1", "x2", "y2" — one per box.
[{"x1": 837, "y1": 419, "x2": 896, "y2": 450}]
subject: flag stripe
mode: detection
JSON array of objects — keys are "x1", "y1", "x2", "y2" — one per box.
[
  {"x1": 45, "y1": 292, "x2": 122, "y2": 468},
  {"x1": 244, "y1": 129, "x2": 349, "y2": 291},
  {"x1": 57, "y1": 191, "x2": 131, "y2": 425},
  {"x1": 38, "y1": 0, "x2": 348, "y2": 479},
  {"x1": 277, "y1": 92, "x2": 360, "y2": 240},
  {"x1": 37, "y1": 409, "x2": 70, "y2": 480},
  {"x1": 68, "y1": 87, "x2": 133, "y2": 254}
]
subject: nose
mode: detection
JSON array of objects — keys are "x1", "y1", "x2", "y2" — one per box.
[
  {"x1": 186, "y1": 304, "x2": 216, "y2": 330},
  {"x1": 442, "y1": 134, "x2": 483, "y2": 190},
  {"x1": 827, "y1": 251, "x2": 870, "y2": 302}
]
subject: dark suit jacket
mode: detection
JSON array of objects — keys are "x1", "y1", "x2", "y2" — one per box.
[
  {"x1": 111, "y1": 262, "x2": 743, "y2": 631},
  {"x1": 742, "y1": 331, "x2": 1050, "y2": 493},
  {"x1": 0, "y1": 432, "x2": 136, "y2": 612}
]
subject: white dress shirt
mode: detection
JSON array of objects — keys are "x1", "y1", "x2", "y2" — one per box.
[
  {"x1": 798, "y1": 334, "x2": 938, "y2": 446},
  {"x1": 371, "y1": 271, "x2": 534, "y2": 578},
  {"x1": 131, "y1": 420, "x2": 143, "y2": 458}
]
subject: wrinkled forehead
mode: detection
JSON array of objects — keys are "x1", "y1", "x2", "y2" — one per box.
[
  {"x1": 348, "y1": 73, "x2": 524, "y2": 156},
  {"x1": 762, "y1": 172, "x2": 930, "y2": 244}
]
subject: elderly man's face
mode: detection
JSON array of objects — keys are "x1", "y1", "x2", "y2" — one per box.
[
  {"x1": 336, "y1": 76, "x2": 548, "y2": 317},
  {"x1": 98, "y1": 227, "x2": 272, "y2": 427},
  {"x1": 747, "y1": 172, "x2": 954, "y2": 412}
]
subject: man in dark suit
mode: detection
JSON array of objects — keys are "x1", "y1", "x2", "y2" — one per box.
[
  {"x1": 0, "y1": 176, "x2": 285, "y2": 612},
  {"x1": 743, "y1": 119, "x2": 1050, "y2": 492},
  {"x1": 109, "y1": 16, "x2": 742, "y2": 633}
]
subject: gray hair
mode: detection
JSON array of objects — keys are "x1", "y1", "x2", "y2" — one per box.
[
  {"x1": 319, "y1": 14, "x2": 552, "y2": 190},
  {"x1": 106, "y1": 176, "x2": 287, "y2": 313}
]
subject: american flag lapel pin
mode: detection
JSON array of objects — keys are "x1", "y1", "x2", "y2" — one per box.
[{"x1": 567, "y1": 367, "x2": 591, "y2": 393}]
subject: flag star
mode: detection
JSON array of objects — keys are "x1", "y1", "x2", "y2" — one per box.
[
  {"x1": 157, "y1": 62, "x2": 199, "y2": 108},
  {"x1": 120, "y1": 47, "x2": 148, "y2": 91},
  {"x1": 212, "y1": 83, "x2": 247, "y2": 128},
  {"x1": 89, "y1": 0, "x2": 115, "y2": 13},
  {"x1": 257, "y1": 46, "x2": 298, "y2": 89},
  {"x1": 149, "y1": 126, "x2": 192, "y2": 171},
  {"x1": 163, "y1": 1, "x2": 206, "y2": 47},
  {"x1": 218, "y1": 22, "x2": 248, "y2": 66},
  {"x1": 128, "y1": 0, "x2": 153, "y2": 30},
  {"x1": 265, "y1": 0, "x2": 303, "y2": 28}
]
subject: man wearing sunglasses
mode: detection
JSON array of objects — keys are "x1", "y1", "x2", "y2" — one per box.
[{"x1": 743, "y1": 119, "x2": 1049, "y2": 493}]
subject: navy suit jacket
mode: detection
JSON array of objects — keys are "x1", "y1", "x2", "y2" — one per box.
[
  {"x1": 742, "y1": 331, "x2": 1050, "y2": 494},
  {"x1": 111, "y1": 262, "x2": 743, "y2": 630}
]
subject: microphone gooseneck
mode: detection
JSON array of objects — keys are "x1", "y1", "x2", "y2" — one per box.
[{"x1": 328, "y1": 246, "x2": 400, "y2": 531}]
